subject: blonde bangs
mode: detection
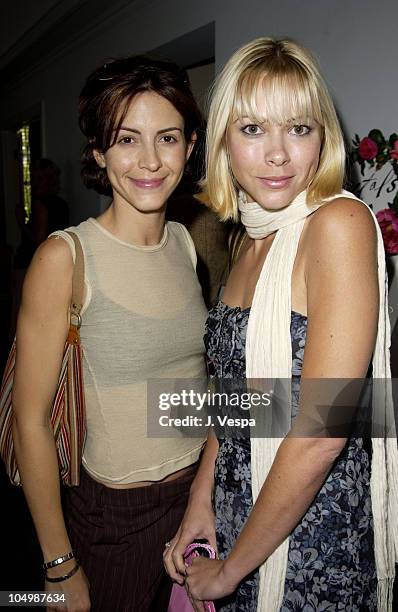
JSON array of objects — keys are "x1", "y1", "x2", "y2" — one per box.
[{"x1": 233, "y1": 64, "x2": 324, "y2": 128}]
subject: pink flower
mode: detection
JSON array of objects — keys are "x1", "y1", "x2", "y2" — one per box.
[
  {"x1": 390, "y1": 140, "x2": 398, "y2": 160},
  {"x1": 358, "y1": 137, "x2": 378, "y2": 160},
  {"x1": 376, "y1": 208, "x2": 398, "y2": 255}
]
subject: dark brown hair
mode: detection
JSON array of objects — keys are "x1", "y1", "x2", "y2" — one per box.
[{"x1": 79, "y1": 55, "x2": 204, "y2": 196}]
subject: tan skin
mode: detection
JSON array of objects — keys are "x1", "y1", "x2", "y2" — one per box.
[
  {"x1": 12, "y1": 91, "x2": 195, "y2": 611},
  {"x1": 164, "y1": 116, "x2": 379, "y2": 608}
]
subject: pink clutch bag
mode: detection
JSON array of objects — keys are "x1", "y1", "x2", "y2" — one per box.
[{"x1": 167, "y1": 541, "x2": 217, "y2": 612}]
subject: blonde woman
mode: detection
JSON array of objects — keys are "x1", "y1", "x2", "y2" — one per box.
[{"x1": 164, "y1": 38, "x2": 397, "y2": 611}]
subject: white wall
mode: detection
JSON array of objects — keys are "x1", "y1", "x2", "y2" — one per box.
[{"x1": 1, "y1": 0, "x2": 397, "y2": 226}]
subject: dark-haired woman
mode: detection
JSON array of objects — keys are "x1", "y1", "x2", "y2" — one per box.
[{"x1": 12, "y1": 56, "x2": 207, "y2": 611}]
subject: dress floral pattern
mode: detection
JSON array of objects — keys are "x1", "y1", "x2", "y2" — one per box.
[{"x1": 205, "y1": 301, "x2": 376, "y2": 612}]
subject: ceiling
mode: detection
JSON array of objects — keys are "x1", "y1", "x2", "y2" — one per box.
[
  {"x1": 0, "y1": 0, "x2": 80, "y2": 60},
  {"x1": 0, "y1": 0, "x2": 134, "y2": 84},
  {"x1": 0, "y1": 1, "x2": 215, "y2": 89}
]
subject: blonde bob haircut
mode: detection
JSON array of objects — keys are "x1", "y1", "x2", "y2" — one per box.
[{"x1": 204, "y1": 38, "x2": 346, "y2": 221}]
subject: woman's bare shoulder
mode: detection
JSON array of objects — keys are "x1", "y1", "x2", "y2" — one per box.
[
  {"x1": 22, "y1": 236, "x2": 74, "y2": 309},
  {"x1": 307, "y1": 197, "x2": 376, "y2": 241},
  {"x1": 28, "y1": 235, "x2": 73, "y2": 275},
  {"x1": 302, "y1": 196, "x2": 379, "y2": 308}
]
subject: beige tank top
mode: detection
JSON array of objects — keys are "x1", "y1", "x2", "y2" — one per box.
[{"x1": 52, "y1": 219, "x2": 207, "y2": 484}]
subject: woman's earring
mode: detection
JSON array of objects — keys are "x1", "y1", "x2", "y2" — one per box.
[{"x1": 238, "y1": 190, "x2": 247, "y2": 205}]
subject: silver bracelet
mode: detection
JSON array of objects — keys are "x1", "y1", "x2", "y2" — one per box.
[
  {"x1": 45, "y1": 562, "x2": 80, "y2": 583},
  {"x1": 43, "y1": 551, "x2": 74, "y2": 570}
]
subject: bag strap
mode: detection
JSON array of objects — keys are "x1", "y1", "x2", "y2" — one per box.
[{"x1": 66, "y1": 231, "x2": 85, "y2": 327}]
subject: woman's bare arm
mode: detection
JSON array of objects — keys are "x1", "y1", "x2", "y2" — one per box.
[
  {"x1": 164, "y1": 432, "x2": 219, "y2": 582},
  {"x1": 12, "y1": 237, "x2": 90, "y2": 610}
]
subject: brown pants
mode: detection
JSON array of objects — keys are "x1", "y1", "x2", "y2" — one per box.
[{"x1": 64, "y1": 465, "x2": 197, "y2": 612}]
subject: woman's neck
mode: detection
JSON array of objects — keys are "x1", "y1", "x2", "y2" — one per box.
[{"x1": 96, "y1": 200, "x2": 166, "y2": 246}]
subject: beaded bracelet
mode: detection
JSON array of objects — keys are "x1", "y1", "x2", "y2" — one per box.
[
  {"x1": 45, "y1": 562, "x2": 80, "y2": 583},
  {"x1": 43, "y1": 551, "x2": 74, "y2": 570}
]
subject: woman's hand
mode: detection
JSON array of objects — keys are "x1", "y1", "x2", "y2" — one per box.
[
  {"x1": 45, "y1": 565, "x2": 90, "y2": 611},
  {"x1": 163, "y1": 494, "x2": 216, "y2": 584},
  {"x1": 185, "y1": 557, "x2": 238, "y2": 602}
]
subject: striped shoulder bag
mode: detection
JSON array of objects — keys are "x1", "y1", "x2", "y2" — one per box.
[{"x1": 0, "y1": 231, "x2": 86, "y2": 486}]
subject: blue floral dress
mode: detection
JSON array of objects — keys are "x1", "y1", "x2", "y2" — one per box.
[{"x1": 205, "y1": 301, "x2": 377, "y2": 612}]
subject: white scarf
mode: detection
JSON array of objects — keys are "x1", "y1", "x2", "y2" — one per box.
[{"x1": 239, "y1": 189, "x2": 398, "y2": 611}]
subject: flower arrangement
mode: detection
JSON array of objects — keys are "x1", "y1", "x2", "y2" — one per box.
[{"x1": 351, "y1": 129, "x2": 398, "y2": 254}]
